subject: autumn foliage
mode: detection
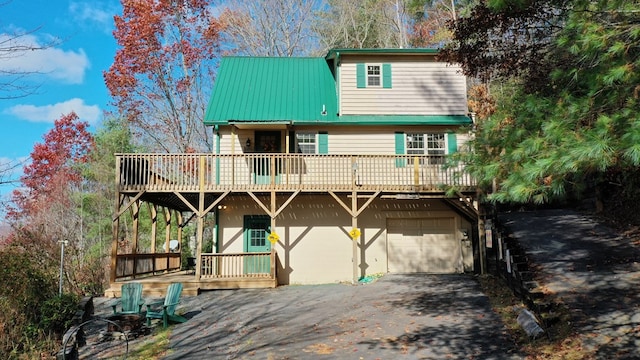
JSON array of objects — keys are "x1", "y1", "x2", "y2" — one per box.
[
  {"x1": 105, "y1": 0, "x2": 224, "y2": 152},
  {"x1": 8, "y1": 112, "x2": 93, "y2": 221}
]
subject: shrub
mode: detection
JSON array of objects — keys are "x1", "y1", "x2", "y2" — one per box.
[
  {"x1": 39, "y1": 294, "x2": 79, "y2": 337},
  {"x1": 0, "y1": 247, "x2": 57, "y2": 357}
]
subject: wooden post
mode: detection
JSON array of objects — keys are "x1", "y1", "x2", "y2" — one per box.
[
  {"x1": 352, "y1": 190, "x2": 358, "y2": 284},
  {"x1": 177, "y1": 211, "x2": 183, "y2": 270},
  {"x1": 269, "y1": 190, "x2": 278, "y2": 284},
  {"x1": 110, "y1": 156, "x2": 121, "y2": 284},
  {"x1": 131, "y1": 201, "x2": 139, "y2": 277},
  {"x1": 270, "y1": 248, "x2": 276, "y2": 282},
  {"x1": 150, "y1": 203, "x2": 157, "y2": 253},
  {"x1": 413, "y1": 156, "x2": 419, "y2": 186},
  {"x1": 351, "y1": 156, "x2": 359, "y2": 284},
  {"x1": 195, "y1": 155, "x2": 206, "y2": 279}
]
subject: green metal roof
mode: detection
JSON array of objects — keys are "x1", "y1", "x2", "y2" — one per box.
[
  {"x1": 204, "y1": 50, "x2": 470, "y2": 128},
  {"x1": 204, "y1": 57, "x2": 339, "y2": 125}
]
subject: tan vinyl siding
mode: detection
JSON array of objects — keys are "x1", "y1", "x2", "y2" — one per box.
[
  {"x1": 217, "y1": 128, "x2": 253, "y2": 154},
  {"x1": 339, "y1": 55, "x2": 467, "y2": 116},
  {"x1": 320, "y1": 126, "x2": 467, "y2": 155},
  {"x1": 216, "y1": 126, "x2": 469, "y2": 156},
  {"x1": 215, "y1": 195, "x2": 471, "y2": 284},
  {"x1": 327, "y1": 128, "x2": 394, "y2": 154}
]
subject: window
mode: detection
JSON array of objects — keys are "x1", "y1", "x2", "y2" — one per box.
[
  {"x1": 425, "y1": 134, "x2": 446, "y2": 156},
  {"x1": 357, "y1": 63, "x2": 392, "y2": 88},
  {"x1": 406, "y1": 133, "x2": 424, "y2": 155},
  {"x1": 296, "y1": 132, "x2": 316, "y2": 154},
  {"x1": 406, "y1": 133, "x2": 446, "y2": 164},
  {"x1": 367, "y1": 65, "x2": 381, "y2": 86}
]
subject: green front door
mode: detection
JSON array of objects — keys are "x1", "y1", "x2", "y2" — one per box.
[{"x1": 243, "y1": 215, "x2": 271, "y2": 274}]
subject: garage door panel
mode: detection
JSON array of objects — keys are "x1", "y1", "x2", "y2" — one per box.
[{"x1": 387, "y1": 217, "x2": 461, "y2": 274}]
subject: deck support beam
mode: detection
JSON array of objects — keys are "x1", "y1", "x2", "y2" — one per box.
[
  {"x1": 328, "y1": 190, "x2": 381, "y2": 283},
  {"x1": 149, "y1": 204, "x2": 157, "y2": 253},
  {"x1": 132, "y1": 201, "x2": 140, "y2": 277},
  {"x1": 352, "y1": 189, "x2": 358, "y2": 284}
]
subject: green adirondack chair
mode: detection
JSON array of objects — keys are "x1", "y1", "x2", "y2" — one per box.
[
  {"x1": 111, "y1": 282, "x2": 145, "y2": 315},
  {"x1": 145, "y1": 283, "x2": 187, "y2": 328}
]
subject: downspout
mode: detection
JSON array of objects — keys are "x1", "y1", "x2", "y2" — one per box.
[
  {"x1": 214, "y1": 125, "x2": 220, "y2": 185},
  {"x1": 335, "y1": 51, "x2": 340, "y2": 119},
  {"x1": 214, "y1": 207, "x2": 219, "y2": 253}
]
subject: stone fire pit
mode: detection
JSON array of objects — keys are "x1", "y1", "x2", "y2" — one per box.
[
  {"x1": 100, "y1": 314, "x2": 149, "y2": 341},
  {"x1": 106, "y1": 314, "x2": 144, "y2": 333}
]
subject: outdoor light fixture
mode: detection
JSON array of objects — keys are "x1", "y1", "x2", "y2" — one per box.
[
  {"x1": 218, "y1": 204, "x2": 227, "y2": 210},
  {"x1": 246, "y1": 138, "x2": 251, "y2": 148}
]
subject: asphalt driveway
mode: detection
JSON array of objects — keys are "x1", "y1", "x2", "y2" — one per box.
[
  {"x1": 500, "y1": 209, "x2": 640, "y2": 359},
  {"x1": 156, "y1": 274, "x2": 521, "y2": 360}
]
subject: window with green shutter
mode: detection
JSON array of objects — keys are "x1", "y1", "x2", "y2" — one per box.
[
  {"x1": 397, "y1": 132, "x2": 452, "y2": 166},
  {"x1": 356, "y1": 63, "x2": 392, "y2": 88}
]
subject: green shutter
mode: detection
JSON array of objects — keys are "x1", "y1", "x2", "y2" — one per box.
[
  {"x1": 318, "y1": 132, "x2": 328, "y2": 154},
  {"x1": 356, "y1": 63, "x2": 366, "y2": 88},
  {"x1": 447, "y1": 133, "x2": 457, "y2": 154},
  {"x1": 382, "y1": 63, "x2": 392, "y2": 88},
  {"x1": 395, "y1": 132, "x2": 405, "y2": 167}
]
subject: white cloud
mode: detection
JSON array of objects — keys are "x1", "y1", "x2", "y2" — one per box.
[
  {"x1": 6, "y1": 98, "x2": 101, "y2": 124},
  {"x1": 0, "y1": 32, "x2": 90, "y2": 84},
  {"x1": 69, "y1": 1, "x2": 119, "y2": 34}
]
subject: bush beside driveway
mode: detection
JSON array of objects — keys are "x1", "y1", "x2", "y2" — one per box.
[{"x1": 163, "y1": 274, "x2": 522, "y2": 360}]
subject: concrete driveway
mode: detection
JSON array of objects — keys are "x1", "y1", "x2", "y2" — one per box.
[{"x1": 159, "y1": 274, "x2": 522, "y2": 359}]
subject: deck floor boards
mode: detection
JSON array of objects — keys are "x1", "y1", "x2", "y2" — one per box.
[{"x1": 105, "y1": 271, "x2": 276, "y2": 297}]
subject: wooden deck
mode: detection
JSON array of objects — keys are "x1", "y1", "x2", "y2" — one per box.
[
  {"x1": 109, "y1": 153, "x2": 479, "y2": 293},
  {"x1": 107, "y1": 252, "x2": 278, "y2": 297},
  {"x1": 105, "y1": 270, "x2": 277, "y2": 297},
  {"x1": 117, "y1": 153, "x2": 476, "y2": 195}
]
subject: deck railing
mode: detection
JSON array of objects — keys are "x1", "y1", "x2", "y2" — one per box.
[
  {"x1": 116, "y1": 153, "x2": 475, "y2": 192},
  {"x1": 199, "y1": 252, "x2": 276, "y2": 279},
  {"x1": 115, "y1": 253, "x2": 181, "y2": 279}
]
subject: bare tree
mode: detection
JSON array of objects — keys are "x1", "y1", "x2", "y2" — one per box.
[
  {"x1": 0, "y1": 0, "x2": 65, "y2": 99},
  {"x1": 0, "y1": 26, "x2": 56, "y2": 99},
  {"x1": 216, "y1": 0, "x2": 323, "y2": 56},
  {"x1": 314, "y1": 0, "x2": 414, "y2": 51}
]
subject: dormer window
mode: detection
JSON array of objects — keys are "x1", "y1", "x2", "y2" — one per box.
[
  {"x1": 367, "y1": 65, "x2": 381, "y2": 86},
  {"x1": 357, "y1": 63, "x2": 392, "y2": 88}
]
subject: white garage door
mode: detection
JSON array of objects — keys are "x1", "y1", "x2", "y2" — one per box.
[{"x1": 387, "y1": 217, "x2": 461, "y2": 273}]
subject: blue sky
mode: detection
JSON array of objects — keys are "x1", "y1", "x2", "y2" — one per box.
[{"x1": 0, "y1": 0, "x2": 121, "y2": 201}]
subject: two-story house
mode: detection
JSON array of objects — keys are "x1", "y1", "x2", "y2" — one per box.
[{"x1": 107, "y1": 48, "x2": 479, "y2": 296}]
